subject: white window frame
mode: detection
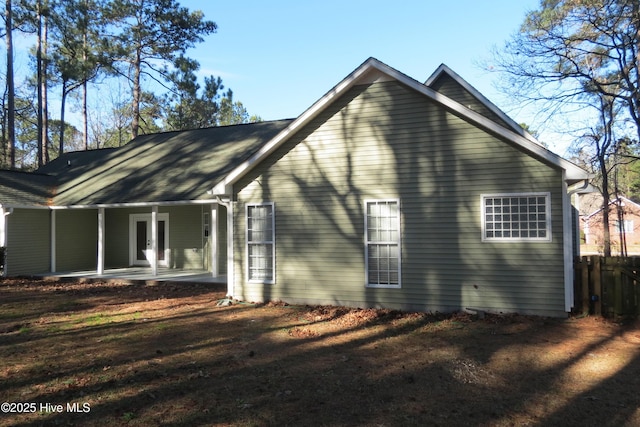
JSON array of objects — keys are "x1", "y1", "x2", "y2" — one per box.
[
  {"x1": 365, "y1": 199, "x2": 401, "y2": 288},
  {"x1": 246, "y1": 202, "x2": 275, "y2": 284},
  {"x1": 614, "y1": 219, "x2": 634, "y2": 234},
  {"x1": 481, "y1": 192, "x2": 552, "y2": 242}
]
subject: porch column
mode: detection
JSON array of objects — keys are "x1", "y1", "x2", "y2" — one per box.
[
  {"x1": 50, "y1": 210, "x2": 56, "y2": 272},
  {"x1": 0, "y1": 208, "x2": 11, "y2": 276},
  {"x1": 151, "y1": 206, "x2": 158, "y2": 276},
  {"x1": 210, "y1": 204, "x2": 218, "y2": 277},
  {"x1": 0, "y1": 208, "x2": 5, "y2": 248},
  {"x1": 226, "y1": 201, "x2": 234, "y2": 297},
  {"x1": 97, "y1": 208, "x2": 105, "y2": 275}
]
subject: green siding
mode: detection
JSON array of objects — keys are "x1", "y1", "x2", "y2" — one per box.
[
  {"x1": 234, "y1": 80, "x2": 567, "y2": 316},
  {"x1": 104, "y1": 208, "x2": 135, "y2": 267},
  {"x1": 55, "y1": 210, "x2": 98, "y2": 271},
  {"x1": 6, "y1": 209, "x2": 51, "y2": 275},
  {"x1": 104, "y1": 206, "x2": 207, "y2": 270},
  {"x1": 164, "y1": 205, "x2": 205, "y2": 269},
  {"x1": 429, "y1": 73, "x2": 512, "y2": 129}
]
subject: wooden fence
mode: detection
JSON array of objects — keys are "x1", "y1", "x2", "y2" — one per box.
[{"x1": 574, "y1": 256, "x2": 640, "y2": 317}]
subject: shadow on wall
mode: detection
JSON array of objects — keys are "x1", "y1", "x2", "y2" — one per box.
[{"x1": 235, "y1": 81, "x2": 566, "y2": 316}]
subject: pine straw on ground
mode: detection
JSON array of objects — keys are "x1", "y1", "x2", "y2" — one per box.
[{"x1": 1, "y1": 277, "x2": 639, "y2": 426}]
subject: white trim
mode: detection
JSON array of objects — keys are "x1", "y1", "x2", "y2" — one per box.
[
  {"x1": 151, "y1": 207, "x2": 158, "y2": 276},
  {"x1": 245, "y1": 202, "x2": 275, "y2": 284},
  {"x1": 0, "y1": 208, "x2": 7, "y2": 247},
  {"x1": 424, "y1": 64, "x2": 539, "y2": 144},
  {"x1": 226, "y1": 201, "x2": 235, "y2": 296},
  {"x1": 50, "y1": 210, "x2": 56, "y2": 272},
  {"x1": 583, "y1": 195, "x2": 640, "y2": 220},
  {"x1": 562, "y1": 175, "x2": 574, "y2": 312},
  {"x1": 0, "y1": 199, "x2": 218, "y2": 211},
  {"x1": 364, "y1": 199, "x2": 401, "y2": 289},
  {"x1": 480, "y1": 192, "x2": 552, "y2": 242},
  {"x1": 210, "y1": 204, "x2": 218, "y2": 277},
  {"x1": 97, "y1": 208, "x2": 105, "y2": 275},
  {"x1": 212, "y1": 58, "x2": 590, "y2": 196}
]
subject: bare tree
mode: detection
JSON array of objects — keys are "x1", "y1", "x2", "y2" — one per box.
[{"x1": 492, "y1": 0, "x2": 640, "y2": 256}]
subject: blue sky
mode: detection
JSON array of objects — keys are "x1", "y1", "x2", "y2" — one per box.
[{"x1": 181, "y1": 1, "x2": 541, "y2": 130}]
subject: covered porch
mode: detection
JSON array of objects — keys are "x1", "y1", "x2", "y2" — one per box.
[{"x1": 37, "y1": 267, "x2": 227, "y2": 284}]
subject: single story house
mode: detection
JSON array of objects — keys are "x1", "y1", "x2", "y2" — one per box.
[
  {"x1": 581, "y1": 194, "x2": 640, "y2": 255},
  {"x1": 0, "y1": 58, "x2": 590, "y2": 316}
]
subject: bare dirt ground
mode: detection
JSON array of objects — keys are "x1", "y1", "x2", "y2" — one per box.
[{"x1": 0, "y1": 277, "x2": 639, "y2": 427}]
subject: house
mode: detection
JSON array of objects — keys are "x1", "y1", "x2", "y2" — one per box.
[
  {"x1": 581, "y1": 194, "x2": 640, "y2": 255},
  {"x1": 0, "y1": 121, "x2": 292, "y2": 278},
  {"x1": 0, "y1": 58, "x2": 590, "y2": 317}
]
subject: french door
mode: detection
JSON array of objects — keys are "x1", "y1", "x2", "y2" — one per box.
[{"x1": 129, "y1": 214, "x2": 169, "y2": 267}]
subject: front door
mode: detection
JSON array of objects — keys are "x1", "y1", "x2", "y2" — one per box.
[{"x1": 130, "y1": 214, "x2": 169, "y2": 266}]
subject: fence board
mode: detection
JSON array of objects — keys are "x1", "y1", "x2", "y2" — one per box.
[{"x1": 574, "y1": 256, "x2": 640, "y2": 317}]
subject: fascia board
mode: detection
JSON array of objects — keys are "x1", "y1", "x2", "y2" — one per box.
[
  {"x1": 47, "y1": 199, "x2": 218, "y2": 209},
  {"x1": 212, "y1": 57, "x2": 383, "y2": 194},
  {"x1": 585, "y1": 195, "x2": 640, "y2": 220},
  {"x1": 425, "y1": 64, "x2": 539, "y2": 144},
  {"x1": 216, "y1": 58, "x2": 590, "y2": 192}
]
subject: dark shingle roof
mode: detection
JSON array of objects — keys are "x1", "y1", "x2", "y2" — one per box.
[
  {"x1": 2, "y1": 119, "x2": 293, "y2": 207},
  {"x1": 0, "y1": 170, "x2": 54, "y2": 206}
]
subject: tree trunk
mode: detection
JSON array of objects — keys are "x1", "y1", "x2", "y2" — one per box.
[
  {"x1": 82, "y1": 82, "x2": 88, "y2": 150},
  {"x1": 36, "y1": 0, "x2": 43, "y2": 167},
  {"x1": 59, "y1": 81, "x2": 67, "y2": 155},
  {"x1": 41, "y1": 7, "x2": 49, "y2": 164},
  {"x1": 131, "y1": 46, "x2": 142, "y2": 140},
  {"x1": 5, "y1": 0, "x2": 15, "y2": 168},
  {"x1": 600, "y1": 154, "x2": 612, "y2": 257},
  {"x1": 82, "y1": 26, "x2": 88, "y2": 150}
]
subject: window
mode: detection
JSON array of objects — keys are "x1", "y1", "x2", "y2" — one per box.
[
  {"x1": 482, "y1": 193, "x2": 551, "y2": 242},
  {"x1": 365, "y1": 200, "x2": 401, "y2": 287},
  {"x1": 614, "y1": 219, "x2": 634, "y2": 234},
  {"x1": 246, "y1": 203, "x2": 274, "y2": 283}
]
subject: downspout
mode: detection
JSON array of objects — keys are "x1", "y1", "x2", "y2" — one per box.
[
  {"x1": 563, "y1": 179, "x2": 590, "y2": 313},
  {"x1": 216, "y1": 195, "x2": 234, "y2": 298}
]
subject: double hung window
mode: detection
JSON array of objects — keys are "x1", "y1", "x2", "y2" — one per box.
[
  {"x1": 246, "y1": 203, "x2": 275, "y2": 283},
  {"x1": 365, "y1": 200, "x2": 401, "y2": 288}
]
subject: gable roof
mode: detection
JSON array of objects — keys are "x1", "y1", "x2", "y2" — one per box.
[
  {"x1": 583, "y1": 195, "x2": 640, "y2": 221},
  {"x1": 213, "y1": 57, "x2": 590, "y2": 195},
  {"x1": 424, "y1": 64, "x2": 539, "y2": 144},
  {"x1": 1, "y1": 120, "x2": 293, "y2": 208}
]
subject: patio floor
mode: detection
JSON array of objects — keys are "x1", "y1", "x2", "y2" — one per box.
[{"x1": 37, "y1": 267, "x2": 227, "y2": 285}]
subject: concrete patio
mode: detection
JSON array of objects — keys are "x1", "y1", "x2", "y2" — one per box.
[{"x1": 36, "y1": 267, "x2": 226, "y2": 285}]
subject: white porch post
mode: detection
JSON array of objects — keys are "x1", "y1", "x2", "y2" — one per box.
[
  {"x1": 50, "y1": 210, "x2": 56, "y2": 272},
  {"x1": 226, "y1": 201, "x2": 234, "y2": 297},
  {"x1": 210, "y1": 204, "x2": 218, "y2": 277},
  {"x1": 151, "y1": 206, "x2": 158, "y2": 276},
  {"x1": 0, "y1": 208, "x2": 5, "y2": 248},
  {"x1": 97, "y1": 208, "x2": 105, "y2": 275}
]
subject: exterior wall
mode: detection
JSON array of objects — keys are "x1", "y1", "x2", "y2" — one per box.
[
  {"x1": 104, "y1": 205, "x2": 208, "y2": 270},
  {"x1": 164, "y1": 205, "x2": 206, "y2": 269},
  {"x1": 6, "y1": 208, "x2": 51, "y2": 275},
  {"x1": 233, "y1": 80, "x2": 567, "y2": 316},
  {"x1": 428, "y1": 74, "x2": 511, "y2": 129},
  {"x1": 55, "y1": 209, "x2": 98, "y2": 271}
]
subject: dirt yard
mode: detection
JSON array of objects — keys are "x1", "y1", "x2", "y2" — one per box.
[{"x1": 0, "y1": 277, "x2": 639, "y2": 427}]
